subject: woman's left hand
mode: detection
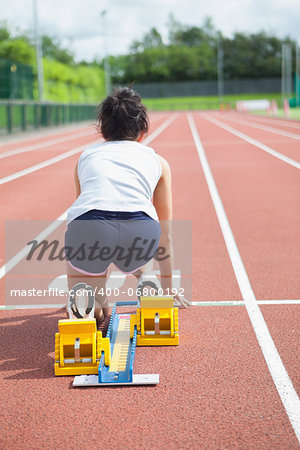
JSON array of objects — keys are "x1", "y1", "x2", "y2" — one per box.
[{"x1": 173, "y1": 294, "x2": 191, "y2": 308}]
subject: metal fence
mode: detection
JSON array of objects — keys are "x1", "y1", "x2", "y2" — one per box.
[
  {"x1": 0, "y1": 58, "x2": 34, "y2": 100},
  {"x1": 134, "y1": 77, "x2": 282, "y2": 98},
  {"x1": 0, "y1": 100, "x2": 97, "y2": 134}
]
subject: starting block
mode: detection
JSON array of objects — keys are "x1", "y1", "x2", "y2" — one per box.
[
  {"x1": 54, "y1": 296, "x2": 179, "y2": 387},
  {"x1": 54, "y1": 319, "x2": 110, "y2": 376},
  {"x1": 130, "y1": 296, "x2": 179, "y2": 346}
]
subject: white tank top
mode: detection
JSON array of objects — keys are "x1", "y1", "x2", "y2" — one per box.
[{"x1": 67, "y1": 140, "x2": 162, "y2": 224}]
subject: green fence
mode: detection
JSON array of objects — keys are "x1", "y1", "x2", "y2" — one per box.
[
  {"x1": 0, "y1": 58, "x2": 34, "y2": 100},
  {"x1": 0, "y1": 100, "x2": 97, "y2": 134}
]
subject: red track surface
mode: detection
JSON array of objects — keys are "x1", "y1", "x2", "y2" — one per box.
[{"x1": 0, "y1": 111, "x2": 299, "y2": 449}]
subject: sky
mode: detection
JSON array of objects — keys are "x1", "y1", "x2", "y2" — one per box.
[{"x1": 1, "y1": 0, "x2": 299, "y2": 62}]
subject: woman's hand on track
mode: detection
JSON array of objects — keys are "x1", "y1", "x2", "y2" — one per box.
[{"x1": 173, "y1": 294, "x2": 191, "y2": 308}]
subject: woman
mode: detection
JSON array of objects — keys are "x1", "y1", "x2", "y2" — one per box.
[{"x1": 65, "y1": 87, "x2": 188, "y2": 326}]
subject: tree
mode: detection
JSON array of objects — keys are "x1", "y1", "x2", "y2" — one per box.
[
  {"x1": 222, "y1": 32, "x2": 295, "y2": 79},
  {"x1": 168, "y1": 15, "x2": 217, "y2": 47},
  {"x1": 131, "y1": 27, "x2": 164, "y2": 53},
  {"x1": 42, "y1": 35, "x2": 74, "y2": 65},
  {"x1": 0, "y1": 23, "x2": 10, "y2": 41}
]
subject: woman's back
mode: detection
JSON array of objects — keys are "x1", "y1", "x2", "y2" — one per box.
[{"x1": 67, "y1": 140, "x2": 161, "y2": 223}]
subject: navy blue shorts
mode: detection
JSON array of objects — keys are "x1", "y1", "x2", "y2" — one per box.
[{"x1": 65, "y1": 209, "x2": 161, "y2": 275}]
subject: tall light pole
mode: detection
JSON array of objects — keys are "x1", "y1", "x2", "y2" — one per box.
[
  {"x1": 101, "y1": 10, "x2": 111, "y2": 96},
  {"x1": 296, "y1": 42, "x2": 300, "y2": 106},
  {"x1": 217, "y1": 34, "x2": 224, "y2": 101},
  {"x1": 33, "y1": 0, "x2": 44, "y2": 101},
  {"x1": 281, "y1": 43, "x2": 292, "y2": 105}
]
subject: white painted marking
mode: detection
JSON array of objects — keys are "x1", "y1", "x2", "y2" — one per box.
[
  {"x1": 0, "y1": 210, "x2": 67, "y2": 280},
  {"x1": 0, "y1": 145, "x2": 88, "y2": 185},
  {"x1": 0, "y1": 114, "x2": 177, "y2": 185},
  {"x1": 192, "y1": 300, "x2": 300, "y2": 306},
  {"x1": 73, "y1": 373, "x2": 159, "y2": 387},
  {"x1": 188, "y1": 113, "x2": 300, "y2": 443},
  {"x1": 0, "y1": 115, "x2": 177, "y2": 279},
  {"x1": 244, "y1": 114, "x2": 300, "y2": 130},
  {"x1": 143, "y1": 113, "x2": 178, "y2": 145},
  {"x1": 216, "y1": 114, "x2": 300, "y2": 140},
  {"x1": 0, "y1": 304, "x2": 65, "y2": 310},
  {"x1": 2, "y1": 299, "x2": 300, "y2": 310},
  {"x1": 0, "y1": 129, "x2": 97, "y2": 159},
  {"x1": 202, "y1": 114, "x2": 300, "y2": 170},
  {"x1": 258, "y1": 300, "x2": 300, "y2": 305},
  {"x1": 0, "y1": 123, "x2": 92, "y2": 147}
]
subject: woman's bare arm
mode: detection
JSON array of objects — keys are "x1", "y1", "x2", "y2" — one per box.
[
  {"x1": 74, "y1": 161, "x2": 81, "y2": 198},
  {"x1": 153, "y1": 155, "x2": 190, "y2": 307},
  {"x1": 153, "y1": 156, "x2": 174, "y2": 293}
]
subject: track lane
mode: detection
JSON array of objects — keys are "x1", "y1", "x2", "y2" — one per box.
[
  {"x1": 225, "y1": 111, "x2": 300, "y2": 134},
  {"x1": 202, "y1": 113, "x2": 300, "y2": 167},
  {"x1": 193, "y1": 113, "x2": 300, "y2": 300},
  {"x1": 0, "y1": 111, "x2": 299, "y2": 448},
  {"x1": 151, "y1": 113, "x2": 242, "y2": 301},
  {"x1": 0, "y1": 134, "x2": 100, "y2": 180},
  {"x1": 189, "y1": 112, "x2": 300, "y2": 439},
  {"x1": 0, "y1": 123, "x2": 93, "y2": 152},
  {"x1": 214, "y1": 112, "x2": 300, "y2": 141},
  {"x1": 0, "y1": 113, "x2": 176, "y2": 274},
  {"x1": 1, "y1": 286, "x2": 299, "y2": 447}
]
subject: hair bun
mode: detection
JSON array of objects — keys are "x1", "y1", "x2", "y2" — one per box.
[
  {"x1": 116, "y1": 87, "x2": 141, "y2": 102},
  {"x1": 97, "y1": 86, "x2": 148, "y2": 141}
]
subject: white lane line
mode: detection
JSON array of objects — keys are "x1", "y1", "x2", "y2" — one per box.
[
  {"x1": 143, "y1": 113, "x2": 178, "y2": 145},
  {"x1": 244, "y1": 114, "x2": 300, "y2": 130},
  {"x1": 0, "y1": 144, "x2": 89, "y2": 185},
  {"x1": 188, "y1": 113, "x2": 300, "y2": 443},
  {"x1": 0, "y1": 122, "x2": 92, "y2": 147},
  {"x1": 202, "y1": 114, "x2": 300, "y2": 170},
  {"x1": 2, "y1": 299, "x2": 300, "y2": 310},
  {"x1": 214, "y1": 114, "x2": 300, "y2": 141},
  {"x1": 257, "y1": 300, "x2": 300, "y2": 305},
  {"x1": 192, "y1": 300, "x2": 300, "y2": 306},
  {"x1": 0, "y1": 210, "x2": 67, "y2": 280},
  {"x1": 0, "y1": 114, "x2": 177, "y2": 186},
  {"x1": 0, "y1": 129, "x2": 97, "y2": 159},
  {"x1": 0, "y1": 113, "x2": 178, "y2": 280}
]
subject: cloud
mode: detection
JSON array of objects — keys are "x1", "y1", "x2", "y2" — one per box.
[{"x1": 0, "y1": 0, "x2": 299, "y2": 61}]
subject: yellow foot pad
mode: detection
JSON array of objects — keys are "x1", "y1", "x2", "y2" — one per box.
[
  {"x1": 54, "y1": 318, "x2": 110, "y2": 376},
  {"x1": 131, "y1": 296, "x2": 179, "y2": 346}
]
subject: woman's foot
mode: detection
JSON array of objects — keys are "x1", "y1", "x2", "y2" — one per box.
[{"x1": 94, "y1": 308, "x2": 106, "y2": 327}]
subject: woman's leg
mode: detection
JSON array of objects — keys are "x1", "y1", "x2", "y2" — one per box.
[
  {"x1": 66, "y1": 262, "x2": 109, "y2": 326},
  {"x1": 132, "y1": 258, "x2": 154, "y2": 280}
]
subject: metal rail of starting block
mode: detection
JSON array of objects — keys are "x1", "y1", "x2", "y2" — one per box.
[{"x1": 73, "y1": 301, "x2": 159, "y2": 387}]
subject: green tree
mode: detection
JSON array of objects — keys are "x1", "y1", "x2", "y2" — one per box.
[
  {"x1": 131, "y1": 27, "x2": 164, "y2": 53},
  {"x1": 0, "y1": 23, "x2": 10, "y2": 41},
  {"x1": 0, "y1": 37, "x2": 35, "y2": 65},
  {"x1": 222, "y1": 32, "x2": 295, "y2": 79},
  {"x1": 42, "y1": 35, "x2": 74, "y2": 65}
]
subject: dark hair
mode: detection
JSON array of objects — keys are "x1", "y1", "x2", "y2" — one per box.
[{"x1": 96, "y1": 87, "x2": 149, "y2": 141}]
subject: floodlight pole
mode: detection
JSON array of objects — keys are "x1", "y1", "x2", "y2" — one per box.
[
  {"x1": 101, "y1": 10, "x2": 112, "y2": 96},
  {"x1": 217, "y1": 34, "x2": 224, "y2": 101},
  {"x1": 296, "y1": 42, "x2": 300, "y2": 106},
  {"x1": 286, "y1": 44, "x2": 292, "y2": 99},
  {"x1": 281, "y1": 43, "x2": 292, "y2": 105},
  {"x1": 33, "y1": 0, "x2": 44, "y2": 101}
]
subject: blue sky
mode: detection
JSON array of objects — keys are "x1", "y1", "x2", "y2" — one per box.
[{"x1": 1, "y1": 0, "x2": 299, "y2": 61}]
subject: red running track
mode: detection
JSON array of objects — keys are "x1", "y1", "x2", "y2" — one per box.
[{"x1": 0, "y1": 112, "x2": 299, "y2": 449}]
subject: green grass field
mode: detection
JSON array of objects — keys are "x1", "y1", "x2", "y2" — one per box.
[
  {"x1": 143, "y1": 93, "x2": 284, "y2": 111},
  {"x1": 250, "y1": 107, "x2": 300, "y2": 120},
  {"x1": 1, "y1": 93, "x2": 299, "y2": 133}
]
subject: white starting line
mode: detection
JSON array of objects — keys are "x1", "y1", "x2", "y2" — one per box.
[{"x1": 1, "y1": 299, "x2": 300, "y2": 310}]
